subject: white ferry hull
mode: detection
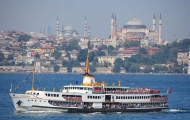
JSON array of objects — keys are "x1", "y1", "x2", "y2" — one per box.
[{"x1": 10, "y1": 92, "x2": 168, "y2": 113}]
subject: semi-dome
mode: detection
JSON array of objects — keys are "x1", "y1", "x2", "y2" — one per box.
[
  {"x1": 126, "y1": 18, "x2": 143, "y2": 25},
  {"x1": 64, "y1": 25, "x2": 74, "y2": 31}
]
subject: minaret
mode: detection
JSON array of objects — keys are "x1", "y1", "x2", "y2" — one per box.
[
  {"x1": 84, "y1": 17, "x2": 87, "y2": 38},
  {"x1": 113, "y1": 14, "x2": 117, "y2": 39},
  {"x1": 188, "y1": 50, "x2": 190, "y2": 74},
  {"x1": 152, "y1": 13, "x2": 156, "y2": 31},
  {"x1": 111, "y1": 13, "x2": 114, "y2": 39},
  {"x1": 88, "y1": 26, "x2": 90, "y2": 38},
  {"x1": 159, "y1": 13, "x2": 162, "y2": 42},
  {"x1": 56, "y1": 17, "x2": 59, "y2": 36}
]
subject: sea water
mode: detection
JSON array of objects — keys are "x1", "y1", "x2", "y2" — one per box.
[{"x1": 0, "y1": 73, "x2": 190, "y2": 120}]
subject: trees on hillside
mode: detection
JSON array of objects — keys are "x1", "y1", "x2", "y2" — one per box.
[
  {"x1": 17, "y1": 34, "x2": 31, "y2": 42},
  {"x1": 52, "y1": 50, "x2": 61, "y2": 59}
]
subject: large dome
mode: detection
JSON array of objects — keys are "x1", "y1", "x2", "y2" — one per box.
[
  {"x1": 64, "y1": 25, "x2": 74, "y2": 31},
  {"x1": 123, "y1": 18, "x2": 146, "y2": 29},
  {"x1": 126, "y1": 18, "x2": 143, "y2": 25}
]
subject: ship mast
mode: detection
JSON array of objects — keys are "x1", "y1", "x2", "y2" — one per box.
[
  {"x1": 31, "y1": 66, "x2": 35, "y2": 91},
  {"x1": 85, "y1": 53, "x2": 90, "y2": 75}
]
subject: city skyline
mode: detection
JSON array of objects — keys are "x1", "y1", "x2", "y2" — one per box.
[{"x1": 0, "y1": 0, "x2": 190, "y2": 41}]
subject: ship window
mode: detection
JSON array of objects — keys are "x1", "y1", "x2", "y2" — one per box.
[
  {"x1": 95, "y1": 96, "x2": 97, "y2": 99},
  {"x1": 28, "y1": 100, "x2": 29, "y2": 101},
  {"x1": 122, "y1": 96, "x2": 125, "y2": 99},
  {"x1": 54, "y1": 94, "x2": 56, "y2": 97},
  {"x1": 135, "y1": 96, "x2": 137, "y2": 99},
  {"x1": 80, "y1": 87, "x2": 83, "y2": 90},
  {"x1": 48, "y1": 93, "x2": 50, "y2": 96},
  {"x1": 119, "y1": 96, "x2": 120, "y2": 99},
  {"x1": 33, "y1": 93, "x2": 35, "y2": 95},
  {"x1": 51, "y1": 94, "x2": 53, "y2": 97},
  {"x1": 45, "y1": 93, "x2": 47, "y2": 96},
  {"x1": 88, "y1": 96, "x2": 89, "y2": 99},
  {"x1": 90, "y1": 96, "x2": 92, "y2": 99},
  {"x1": 84, "y1": 88, "x2": 87, "y2": 90},
  {"x1": 116, "y1": 96, "x2": 118, "y2": 99},
  {"x1": 57, "y1": 94, "x2": 59, "y2": 97}
]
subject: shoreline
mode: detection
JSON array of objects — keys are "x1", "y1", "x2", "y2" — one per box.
[{"x1": 0, "y1": 72, "x2": 189, "y2": 76}]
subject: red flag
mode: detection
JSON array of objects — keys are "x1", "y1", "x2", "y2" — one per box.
[{"x1": 167, "y1": 88, "x2": 172, "y2": 93}]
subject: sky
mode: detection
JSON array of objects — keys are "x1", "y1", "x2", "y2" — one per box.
[{"x1": 0, "y1": 0, "x2": 190, "y2": 41}]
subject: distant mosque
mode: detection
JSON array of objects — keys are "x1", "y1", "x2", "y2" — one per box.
[
  {"x1": 56, "y1": 17, "x2": 79, "y2": 39},
  {"x1": 110, "y1": 13, "x2": 163, "y2": 47}
]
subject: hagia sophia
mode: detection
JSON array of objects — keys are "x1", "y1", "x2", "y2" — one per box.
[{"x1": 110, "y1": 13, "x2": 162, "y2": 47}]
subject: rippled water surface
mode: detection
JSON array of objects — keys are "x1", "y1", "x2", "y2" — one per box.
[{"x1": 0, "y1": 74, "x2": 190, "y2": 120}]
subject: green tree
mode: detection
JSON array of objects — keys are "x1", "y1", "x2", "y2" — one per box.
[
  {"x1": 77, "y1": 49, "x2": 88, "y2": 62},
  {"x1": 68, "y1": 39, "x2": 80, "y2": 50},
  {"x1": 62, "y1": 60, "x2": 68, "y2": 67},
  {"x1": 7, "y1": 54, "x2": 14, "y2": 60},
  {"x1": 53, "y1": 64, "x2": 60, "y2": 73},
  {"x1": 139, "y1": 48, "x2": 148, "y2": 55},
  {"x1": 67, "y1": 65, "x2": 72, "y2": 73},
  {"x1": 89, "y1": 65, "x2": 96, "y2": 72},
  {"x1": 108, "y1": 45, "x2": 114, "y2": 51},
  {"x1": 0, "y1": 52, "x2": 4, "y2": 62},
  {"x1": 129, "y1": 64, "x2": 140, "y2": 73},
  {"x1": 99, "y1": 45, "x2": 107, "y2": 50},
  {"x1": 52, "y1": 50, "x2": 61, "y2": 59},
  {"x1": 17, "y1": 34, "x2": 31, "y2": 42},
  {"x1": 103, "y1": 62, "x2": 112, "y2": 67},
  {"x1": 96, "y1": 51, "x2": 106, "y2": 56},
  {"x1": 114, "y1": 58, "x2": 123, "y2": 66},
  {"x1": 34, "y1": 53, "x2": 40, "y2": 59},
  {"x1": 113, "y1": 64, "x2": 121, "y2": 73},
  {"x1": 143, "y1": 66, "x2": 152, "y2": 73}
]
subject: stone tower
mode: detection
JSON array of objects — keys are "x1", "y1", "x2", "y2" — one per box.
[
  {"x1": 56, "y1": 17, "x2": 59, "y2": 36},
  {"x1": 88, "y1": 26, "x2": 90, "y2": 38},
  {"x1": 159, "y1": 13, "x2": 162, "y2": 42},
  {"x1": 152, "y1": 13, "x2": 156, "y2": 31},
  {"x1": 84, "y1": 17, "x2": 87, "y2": 38},
  {"x1": 111, "y1": 13, "x2": 114, "y2": 39},
  {"x1": 113, "y1": 14, "x2": 117, "y2": 39}
]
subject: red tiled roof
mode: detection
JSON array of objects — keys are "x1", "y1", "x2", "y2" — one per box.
[{"x1": 41, "y1": 46, "x2": 54, "y2": 49}]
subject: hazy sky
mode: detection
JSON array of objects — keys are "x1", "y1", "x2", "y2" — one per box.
[{"x1": 0, "y1": 0, "x2": 190, "y2": 41}]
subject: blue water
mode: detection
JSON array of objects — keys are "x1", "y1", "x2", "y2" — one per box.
[{"x1": 0, "y1": 73, "x2": 190, "y2": 120}]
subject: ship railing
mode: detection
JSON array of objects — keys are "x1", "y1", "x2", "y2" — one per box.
[
  {"x1": 64, "y1": 96, "x2": 82, "y2": 101},
  {"x1": 150, "y1": 97, "x2": 168, "y2": 101},
  {"x1": 105, "y1": 90, "x2": 151, "y2": 94}
]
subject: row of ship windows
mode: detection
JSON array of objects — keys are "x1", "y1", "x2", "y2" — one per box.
[
  {"x1": 45, "y1": 93, "x2": 59, "y2": 97},
  {"x1": 87, "y1": 96, "x2": 101, "y2": 99},
  {"x1": 64, "y1": 87, "x2": 92, "y2": 90},
  {"x1": 116, "y1": 96, "x2": 150, "y2": 99},
  {"x1": 28, "y1": 100, "x2": 46, "y2": 102}
]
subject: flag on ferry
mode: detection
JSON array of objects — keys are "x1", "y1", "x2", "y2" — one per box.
[{"x1": 167, "y1": 88, "x2": 172, "y2": 93}]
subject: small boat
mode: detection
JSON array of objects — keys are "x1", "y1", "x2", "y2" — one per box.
[{"x1": 9, "y1": 54, "x2": 168, "y2": 113}]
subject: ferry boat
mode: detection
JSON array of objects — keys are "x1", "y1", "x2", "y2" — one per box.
[{"x1": 9, "y1": 54, "x2": 169, "y2": 113}]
